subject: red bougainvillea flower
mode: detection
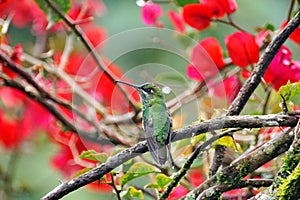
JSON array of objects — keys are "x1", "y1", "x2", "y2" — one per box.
[
  {"x1": 223, "y1": 188, "x2": 246, "y2": 199},
  {"x1": 264, "y1": 46, "x2": 300, "y2": 90},
  {"x1": 199, "y1": 37, "x2": 225, "y2": 68},
  {"x1": 183, "y1": 4, "x2": 214, "y2": 31},
  {"x1": 187, "y1": 37, "x2": 224, "y2": 81},
  {"x1": 168, "y1": 10, "x2": 185, "y2": 33},
  {"x1": 0, "y1": 0, "x2": 48, "y2": 35},
  {"x1": 209, "y1": 75, "x2": 242, "y2": 103},
  {"x1": 200, "y1": 0, "x2": 237, "y2": 17},
  {"x1": 82, "y1": 24, "x2": 107, "y2": 47},
  {"x1": 68, "y1": 0, "x2": 106, "y2": 20},
  {"x1": 167, "y1": 185, "x2": 189, "y2": 200},
  {"x1": 189, "y1": 169, "x2": 204, "y2": 187},
  {"x1": 141, "y1": 2, "x2": 163, "y2": 27},
  {"x1": 1, "y1": 44, "x2": 23, "y2": 79},
  {"x1": 0, "y1": 0, "x2": 106, "y2": 35},
  {"x1": 0, "y1": 87, "x2": 52, "y2": 149},
  {"x1": 281, "y1": 20, "x2": 300, "y2": 45},
  {"x1": 225, "y1": 32, "x2": 259, "y2": 67}
]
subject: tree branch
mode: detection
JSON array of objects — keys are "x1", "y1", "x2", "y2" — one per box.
[
  {"x1": 183, "y1": 128, "x2": 294, "y2": 200},
  {"x1": 197, "y1": 179, "x2": 273, "y2": 200},
  {"x1": 41, "y1": 114, "x2": 298, "y2": 200},
  {"x1": 227, "y1": 11, "x2": 300, "y2": 116},
  {"x1": 210, "y1": 10, "x2": 300, "y2": 179}
]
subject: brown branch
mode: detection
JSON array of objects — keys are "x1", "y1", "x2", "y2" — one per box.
[
  {"x1": 227, "y1": 11, "x2": 300, "y2": 116},
  {"x1": 197, "y1": 179, "x2": 273, "y2": 199},
  {"x1": 41, "y1": 114, "x2": 298, "y2": 200},
  {"x1": 183, "y1": 128, "x2": 294, "y2": 199},
  {"x1": 209, "y1": 10, "x2": 300, "y2": 179}
]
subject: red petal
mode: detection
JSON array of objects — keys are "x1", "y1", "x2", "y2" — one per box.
[
  {"x1": 200, "y1": 0, "x2": 237, "y2": 17},
  {"x1": 281, "y1": 20, "x2": 300, "y2": 44},
  {"x1": 225, "y1": 32, "x2": 259, "y2": 67},
  {"x1": 167, "y1": 185, "x2": 189, "y2": 200},
  {"x1": 183, "y1": 4, "x2": 213, "y2": 31},
  {"x1": 199, "y1": 37, "x2": 224, "y2": 68}
]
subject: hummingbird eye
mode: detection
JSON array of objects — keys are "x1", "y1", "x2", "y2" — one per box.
[{"x1": 144, "y1": 88, "x2": 154, "y2": 94}]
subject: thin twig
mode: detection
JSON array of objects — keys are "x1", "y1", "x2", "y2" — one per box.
[
  {"x1": 59, "y1": 33, "x2": 74, "y2": 70},
  {"x1": 212, "y1": 18, "x2": 247, "y2": 32},
  {"x1": 287, "y1": 0, "x2": 296, "y2": 21},
  {"x1": 110, "y1": 173, "x2": 121, "y2": 200}
]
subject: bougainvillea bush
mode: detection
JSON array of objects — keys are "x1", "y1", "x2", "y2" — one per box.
[{"x1": 0, "y1": 0, "x2": 300, "y2": 200}]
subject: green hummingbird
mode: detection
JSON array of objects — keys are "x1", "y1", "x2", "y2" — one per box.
[{"x1": 115, "y1": 80, "x2": 174, "y2": 166}]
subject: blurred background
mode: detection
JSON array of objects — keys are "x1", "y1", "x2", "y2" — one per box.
[{"x1": 0, "y1": 0, "x2": 295, "y2": 199}]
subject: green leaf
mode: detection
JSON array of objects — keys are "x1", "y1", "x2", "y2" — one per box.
[
  {"x1": 174, "y1": 0, "x2": 199, "y2": 7},
  {"x1": 191, "y1": 133, "x2": 206, "y2": 146},
  {"x1": 121, "y1": 186, "x2": 144, "y2": 199},
  {"x1": 213, "y1": 136, "x2": 241, "y2": 152},
  {"x1": 35, "y1": 0, "x2": 71, "y2": 28},
  {"x1": 120, "y1": 162, "x2": 159, "y2": 186},
  {"x1": 278, "y1": 81, "x2": 300, "y2": 103},
  {"x1": 79, "y1": 150, "x2": 108, "y2": 163},
  {"x1": 264, "y1": 23, "x2": 275, "y2": 31},
  {"x1": 144, "y1": 174, "x2": 172, "y2": 190},
  {"x1": 72, "y1": 167, "x2": 93, "y2": 178},
  {"x1": 176, "y1": 138, "x2": 191, "y2": 150},
  {"x1": 156, "y1": 174, "x2": 172, "y2": 189},
  {"x1": 144, "y1": 183, "x2": 160, "y2": 189}
]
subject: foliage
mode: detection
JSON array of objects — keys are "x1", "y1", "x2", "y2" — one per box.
[{"x1": 0, "y1": 0, "x2": 300, "y2": 200}]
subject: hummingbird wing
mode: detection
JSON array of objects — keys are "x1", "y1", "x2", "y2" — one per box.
[
  {"x1": 144, "y1": 116, "x2": 162, "y2": 165},
  {"x1": 166, "y1": 110, "x2": 175, "y2": 167}
]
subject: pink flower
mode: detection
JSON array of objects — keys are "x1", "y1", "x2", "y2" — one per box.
[
  {"x1": 264, "y1": 46, "x2": 300, "y2": 90},
  {"x1": 168, "y1": 10, "x2": 185, "y2": 33},
  {"x1": 141, "y1": 2, "x2": 163, "y2": 26},
  {"x1": 167, "y1": 185, "x2": 189, "y2": 200}
]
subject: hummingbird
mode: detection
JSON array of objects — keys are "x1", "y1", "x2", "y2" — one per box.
[{"x1": 115, "y1": 80, "x2": 174, "y2": 166}]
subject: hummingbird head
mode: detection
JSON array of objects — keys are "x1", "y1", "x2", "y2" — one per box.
[{"x1": 115, "y1": 81, "x2": 163, "y2": 100}]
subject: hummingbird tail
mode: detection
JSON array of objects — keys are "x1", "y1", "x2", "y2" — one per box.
[
  {"x1": 158, "y1": 145, "x2": 167, "y2": 165},
  {"x1": 167, "y1": 143, "x2": 175, "y2": 168}
]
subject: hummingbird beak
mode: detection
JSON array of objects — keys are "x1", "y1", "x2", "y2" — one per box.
[{"x1": 115, "y1": 80, "x2": 140, "y2": 89}]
